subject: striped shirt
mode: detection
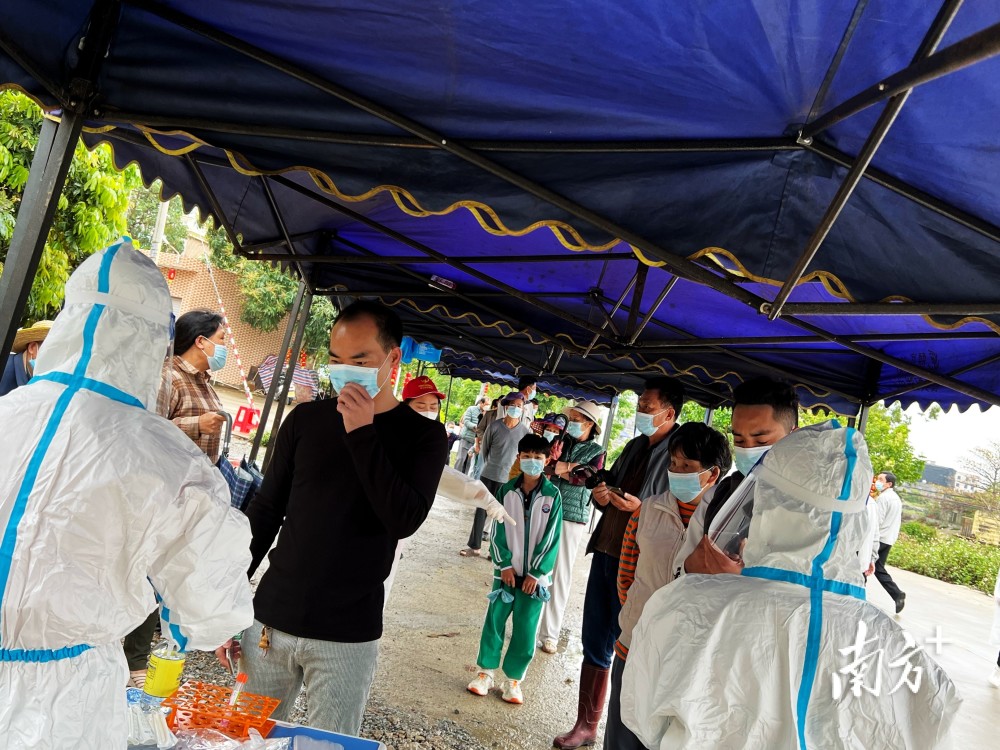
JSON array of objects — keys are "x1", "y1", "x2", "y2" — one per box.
[{"x1": 168, "y1": 355, "x2": 224, "y2": 463}]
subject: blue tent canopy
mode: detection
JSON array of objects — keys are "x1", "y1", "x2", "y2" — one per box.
[{"x1": 3, "y1": 0, "x2": 1000, "y2": 412}]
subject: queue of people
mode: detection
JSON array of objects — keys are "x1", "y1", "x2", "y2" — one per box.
[{"x1": 0, "y1": 238, "x2": 974, "y2": 750}]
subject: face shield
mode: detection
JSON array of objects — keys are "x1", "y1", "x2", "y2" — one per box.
[{"x1": 154, "y1": 313, "x2": 176, "y2": 418}]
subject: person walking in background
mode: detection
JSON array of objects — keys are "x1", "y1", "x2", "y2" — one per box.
[
  {"x1": 461, "y1": 392, "x2": 531, "y2": 558},
  {"x1": 0, "y1": 320, "x2": 52, "y2": 397},
  {"x1": 538, "y1": 401, "x2": 606, "y2": 655},
  {"x1": 475, "y1": 376, "x2": 535, "y2": 453},
  {"x1": 467, "y1": 434, "x2": 562, "y2": 705},
  {"x1": 873, "y1": 471, "x2": 906, "y2": 613},
  {"x1": 554, "y1": 378, "x2": 683, "y2": 750},
  {"x1": 122, "y1": 308, "x2": 230, "y2": 688},
  {"x1": 456, "y1": 397, "x2": 488, "y2": 473}
]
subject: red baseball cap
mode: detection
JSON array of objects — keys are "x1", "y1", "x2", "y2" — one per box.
[{"x1": 402, "y1": 375, "x2": 446, "y2": 401}]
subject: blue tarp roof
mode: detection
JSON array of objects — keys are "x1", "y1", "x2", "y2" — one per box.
[{"x1": 3, "y1": 1, "x2": 1000, "y2": 412}]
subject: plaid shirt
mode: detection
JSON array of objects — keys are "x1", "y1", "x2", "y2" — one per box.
[{"x1": 168, "y1": 356, "x2": 224, "y2": 463}]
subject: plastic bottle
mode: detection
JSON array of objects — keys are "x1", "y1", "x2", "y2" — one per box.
[{"x1": 140, "y1": 639, "x2": 186, "y2": 708}]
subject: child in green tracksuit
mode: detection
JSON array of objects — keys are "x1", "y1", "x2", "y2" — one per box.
[{"x1": 467, "y1": 433, "x2": 562, "y2": 705}]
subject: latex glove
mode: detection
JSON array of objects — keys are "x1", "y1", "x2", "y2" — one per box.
[{"x1": 483, "y1": 497, "x2": 517, "y2": 525}]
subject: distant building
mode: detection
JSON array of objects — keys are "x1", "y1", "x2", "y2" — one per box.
[
  {"x1": 954, "y1": 471, "x2": 979, "y2": 493},
  {"x1": 921, "y1": 463, "x2": 956, "y2": 489}
]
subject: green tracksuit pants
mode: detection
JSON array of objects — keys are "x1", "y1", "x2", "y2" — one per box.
[{"x1": 476, "y1": 581, "x2": 546, "y2": 681}]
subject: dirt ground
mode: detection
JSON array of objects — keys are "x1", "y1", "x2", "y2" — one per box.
[{"x1": 376, "y1": 494, "x2": 600, "y2": 750}]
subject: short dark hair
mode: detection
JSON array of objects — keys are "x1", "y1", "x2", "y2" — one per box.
[
  {"x1": 518, "y1": 375, "x2": 538, "y2": 391},
  {"x1": 880, "y1": 471, "x2": 897, "y2": 487},
  {"x1": 490, "y1": 398, "x2": 501, "y2": 409},
  {"x1": 477, "y1": 396, "x2": 489, "y2": 405},
  {"x1": 732, "y1": 377, "x2": 799, "y2": 431},
  {"x1": 643, "y1": 377, "x2": 685, "y2": 412},
  {"x1": 174, "y1": 309, "x2": 224, "y2": 355},
  {"x1": 334, "y1": 300, "x2": 403, "y2": 352},
  {"x1": 668, "y1": 422, "x2": 732, "y2": 474},
  {"x1": 518, "y1": 433, "x2": 550, "y2": 455}
]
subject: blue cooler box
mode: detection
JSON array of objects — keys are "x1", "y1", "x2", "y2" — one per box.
[{"x1": 267, "y1": 721, "x2": 386, "y2": 749}]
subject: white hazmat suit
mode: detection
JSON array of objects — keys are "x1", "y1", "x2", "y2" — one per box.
[
  {"x1": 622, "y1": 422, "x2": 960, "y2": 750},
  {"x1": 0, "y1": 240, "x2": 255, "y2": 749}
]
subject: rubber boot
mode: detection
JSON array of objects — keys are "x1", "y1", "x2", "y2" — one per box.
[{"x1": 553, "y1": 663, "x2": 610, "y2": 748}]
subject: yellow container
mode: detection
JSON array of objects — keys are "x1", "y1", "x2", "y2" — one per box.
[{"x1": 143, "y1": 641, "x2": 186, "y2": 699}]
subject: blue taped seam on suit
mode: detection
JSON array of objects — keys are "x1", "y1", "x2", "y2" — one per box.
[
  {"x1": 0, "y1": 644, "x2": 92, "y2": 662},
  {"x1": 31, "y1": 372, "x2": 143, "y2": 408},
  {"x1": 741, "y1": 428, "x2": 858, "y2": 750},
  {"x1": 0, "y1": 245, "x2": 120, "y2": 659}
]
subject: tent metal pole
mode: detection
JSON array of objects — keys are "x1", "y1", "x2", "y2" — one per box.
[
  {"x1": 804, "y1": 0, "x2": 872, "y2": 123},
  {"x1": 877, "y1": 351, "x2": 1000, "y2": 402},
  {"x1": 312, "y1": 289, "x2": 589, "y2": 299},
  {"x1": 99, "y1": 109, "x2": 797, "y2": 154},
  {"x1": 769, "y1": 302, "x2": 1000, "y2": 317},
  {"x1": 445, "y1": 374, "x2": 454, "y2": 420},
  {"x1": 597, "y1": 294, "x2": 857, "y2": 403},
  {"x1": 627, "y1": 276, "x2": 679, "y2": 345},
  {"x1": 127, "y1": 0, "x2": 768, "y2": 311},
  {"x1": 582, "y1": 274, "x2": 639, "y2": 357},
  {"x1": 788, "y1": 317, "x2": 1000, "y2": 407},
  {"x1": 262, "y1": 290, "x2": 314, "y2": 473},
  {"x1": 278, "y1": 198, "x2": 600, "y2": 351},
  {"x1": 804, "y1": 140, "x2": 1000, "y2": 245},
  {"x1": 260, "y1": 176, "x2": 313, "y2": 291},
  {"x1": 703, "y1": 407, "x2": 715, "y2": 425},
  {"x1": 626, "y1": 264, "x2": 649, "y2": 341},
  {"x1": 0, "y1": 0, "x2": 122, "y2": 354},
  {"x1": 856, "y1": 404, "x2": 871, "y2": 433},
  {"x1": 803, "y1": 9, "x2": 995, "y2": 138},
  {"x1": 249, "y1": 281, "x2": 306, "y2": 464},
  {"x1": 0, "y1": 114, "x2": 83, "y2": 355},
  {"x1": 602, "y1": 395, "x2": 619, "y2": 451},
  {"x1": 247, "y1": 251, "x2": 638, "y2": 264},
  {"x1": 770, "y1": 0, "x2": 964, "y2": 319},
  {"x1": 240, "y1": 230, "x2": 328, "y2": 253}
]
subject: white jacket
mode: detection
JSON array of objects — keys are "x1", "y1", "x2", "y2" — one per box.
[
  {"x1": 875, "y1": 487, "x2": 903, "y2": 545},
  {"x1": 0, "y1": 241, "x2": 254, "y2": 750},
  {"x1": 622, "y1": 423, "x2": 960, "y2": 750}
]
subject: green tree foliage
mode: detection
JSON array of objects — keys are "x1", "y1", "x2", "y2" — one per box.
[
  {"x1": 888, "y1": 528, "x2": 999, "y2": 595},
  {"x1": 863, "y1": 403, "x2": 925, "y2": 483},
  {"x1": 127, "y1": 183, "x2": 188, "y2": 253},
  {"x1": 0, "y1": 91, "x2": 139, "y2": 322}
]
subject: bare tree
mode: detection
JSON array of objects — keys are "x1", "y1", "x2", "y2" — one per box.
[{"x1": 961, "y1": 441, "x2": 1000, "y2": 512}]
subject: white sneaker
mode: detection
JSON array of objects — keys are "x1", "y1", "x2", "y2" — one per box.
[
  {"x1": 540, "y1": 638, "x2": 558, "y2": 654},
  {"x1": 467, "y1": 670, "x2": 494, "y2": 696},
  {"x1": 989, "y1": 666, "x2": 1000, "y2": 688},
  {"x1": 502, "y1": 678, "x2": 524, "y2": 704}
]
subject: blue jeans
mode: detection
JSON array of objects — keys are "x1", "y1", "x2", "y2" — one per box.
[{"x1": 581, "y1": 551, "x2": 622, "y2": 669}]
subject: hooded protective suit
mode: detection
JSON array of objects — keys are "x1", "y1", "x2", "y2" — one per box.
[
  {"x1": 0, "y1": 240, "x2": 254, "y2": 750},
  {"x1": 621, "y1": 423, "x2": 960, "y2": 750}
]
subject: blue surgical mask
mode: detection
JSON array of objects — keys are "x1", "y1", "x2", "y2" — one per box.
[
  {"x1": 543, "y1": 430, "x2": 560, "y2": 443},
  {"x1": 28, "y1": 358, "x2": 36, "y2": 371},
  {"x1": 329, "y1": 352, "x2": 391, "y2": 397},
  {"x1": 206, "y1": 342, "x2": 228, "y2": 371},
  {"x1": 874, "y1": 481, "x2": 885, "y2": 492},
  {"x1": 733, "y1": 445, "x2": 771, "y2": 476},
  {"x1": 668, "y1": 469, "x2": 710, "y2": 503},
  {"x1": 635, "y1": 409, "x2": 667, "y2": 437},
  {"x1": 521, "y1": 457, "x2": 545, "y2": 477},
  {"x1": 506, "y1": 406, "x2": 523, "y2": 419},
  {"x1": 566, "y1": 421, "x2": 585, "y2": 439}
]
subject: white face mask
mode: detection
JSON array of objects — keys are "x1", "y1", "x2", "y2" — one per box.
[
  {"x1": 328, "y1": 351, "x2": 392, "y2": 397},
  {"x1": 733, "y1": 444, "x2": 771, "y2": 476},
  {"x1": 416, "y1": 411, "x2": 438, "y2": 421}
]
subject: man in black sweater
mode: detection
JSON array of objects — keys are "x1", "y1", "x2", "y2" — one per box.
[{"x1": 218, "y1": 301, "x2": 448, "y2": 735}]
